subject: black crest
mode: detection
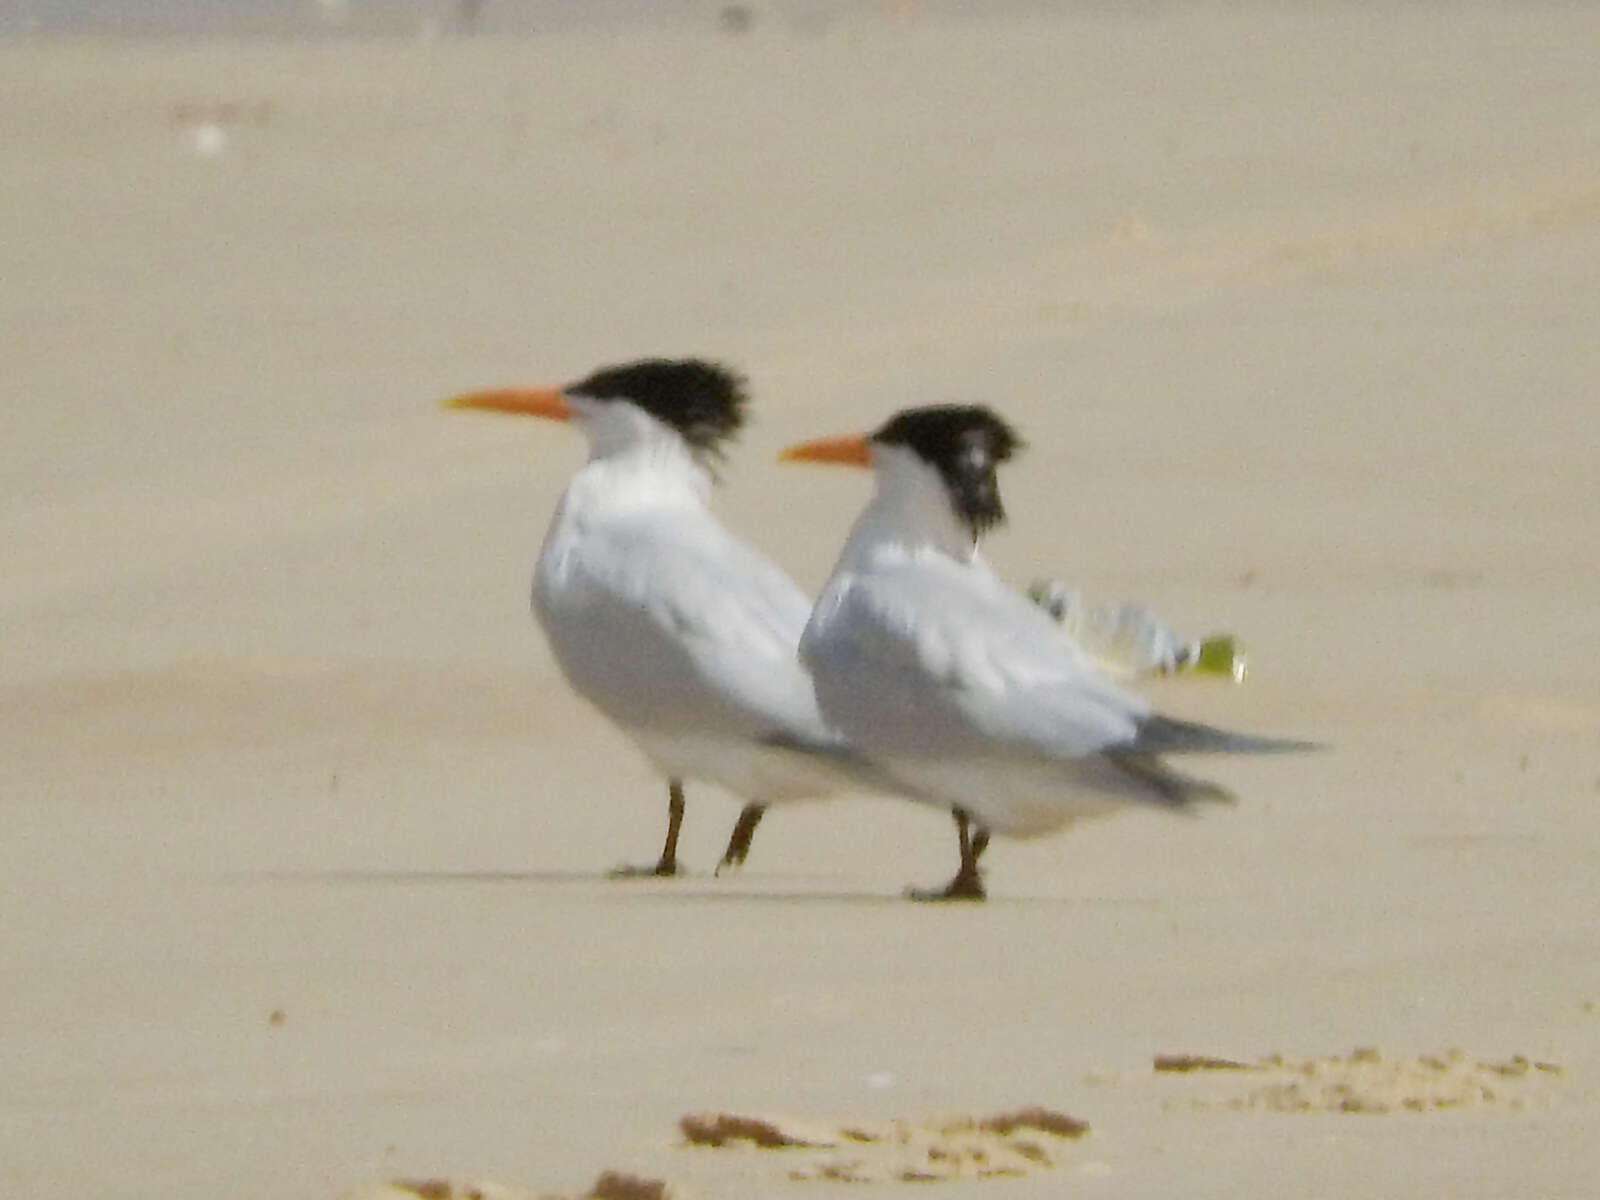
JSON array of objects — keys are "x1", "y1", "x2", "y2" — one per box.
[
  {"x1": 871, "y1": 405, "x2": 1024, "y2": 538},
  {"x1": 568, "y1": 358, "x2": 747, "y2": 458}
]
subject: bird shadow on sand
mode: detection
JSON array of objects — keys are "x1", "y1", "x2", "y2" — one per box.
[
  {"x1": 215, "y1": 868, "x2": 1167, "y2": 907},
  {"x1": 221, "y1": 868, "x2": 924, "y2": 905}
]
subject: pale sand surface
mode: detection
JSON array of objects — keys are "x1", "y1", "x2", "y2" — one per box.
[{"x1": 4, "y1": 6, "x2": 1600, "y2": 1196}]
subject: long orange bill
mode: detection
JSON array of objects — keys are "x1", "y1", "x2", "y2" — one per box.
[
  {"x1": 778, "y1": 433, "x2": 873, "y2": 467},
  {"x1": 444, "y1": 386, "x2": 572, "y2": 421}
]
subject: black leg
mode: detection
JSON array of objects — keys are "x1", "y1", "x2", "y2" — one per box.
[
  {"x1": 608, "y1": 779, "x2": 686, "y2": 878},
  {"x1": 970, "y1": 823, "x2": 990, "y2": 865},
  {"x1": 906, "y1": 806, "x2": 988, "y2": 901},
  {"x1": 716, "y1": 803, "x2": 767, "y2": 874},
  {"x1": 655, "y1": 778, "x2": 685, "y2": 876}
]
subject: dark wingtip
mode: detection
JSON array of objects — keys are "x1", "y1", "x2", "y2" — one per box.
[
  {"x1": 1103, "y1": 750, "x2": 1236, "y2": 810},
  {"x1": 1134, "y1": 714, "x2": 1327, "y2": 757}
]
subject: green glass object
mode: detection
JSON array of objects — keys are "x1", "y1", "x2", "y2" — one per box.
[
  {"x1": 1192, "y1": 634, "x2": 1248, "y2": 682},
  {"x1": 1027, "y1": 578, "x2": 1245, "y2": 683}
]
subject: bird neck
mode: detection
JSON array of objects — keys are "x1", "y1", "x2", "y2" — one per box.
[
  {"x1": 567, "y1": 435, "x2": 715, "y2": 516},
  {"x1": 837, "y1": 471, "x2": 979, "y2": 570}
]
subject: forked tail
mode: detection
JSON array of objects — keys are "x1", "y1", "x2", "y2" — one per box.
[
  {"x1": 1132, "y1": 714, "x2": 1325, "y2": 756},
  {"x1": 1103, "y1": 749, "x2": 1235, "y2": 809}
]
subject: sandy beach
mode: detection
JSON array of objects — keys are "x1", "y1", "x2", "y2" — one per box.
[{"x1": 3, "y1": 5, "x2": 1599, "y2": 1196}]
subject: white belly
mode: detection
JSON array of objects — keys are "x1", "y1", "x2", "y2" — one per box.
[
  {"x1": 626, "y1": 728, "x2": 858, "y2": 805},
  {"x1": 874, "y1": 753, "x2": 1144, "y2": 838}
]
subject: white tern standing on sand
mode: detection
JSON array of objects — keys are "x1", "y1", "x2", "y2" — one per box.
[
  {"x1": 448, "y1": 358, "x2": 871, "y2": 876},
  {"x1": 785, "y1": 404, "x2": 1319, "y2": 900}
]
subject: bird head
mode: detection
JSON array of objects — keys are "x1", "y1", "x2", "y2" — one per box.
[
  {"x1": 782, "y1": 404, "x2": 1023, "y2": 543},
  {"x1": 447, "y1": 357, "x2": 748, "y2": 471}
]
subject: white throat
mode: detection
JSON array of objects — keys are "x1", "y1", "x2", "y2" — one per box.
[
  {"x1": 836, "y1": 442, "x2": 977, "y2": 568},
  {"x1": 566, "y1": 396, "x2": 714, "y2": 510}
]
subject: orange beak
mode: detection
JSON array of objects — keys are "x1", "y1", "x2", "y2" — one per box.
[
  {"x1": 778, "y1": 433, "x2": 873, "y2": 467},
  {"x1": 444, "y1": 386, "x2": 572, "y2": 421}
]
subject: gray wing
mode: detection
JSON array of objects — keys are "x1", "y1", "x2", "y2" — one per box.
[
  {"x1": 802, "y1": 555, "x2": 1151, "y2": 762},
  {"x1": 540, "y1": 509, "x2": 838, "y2": 745}
]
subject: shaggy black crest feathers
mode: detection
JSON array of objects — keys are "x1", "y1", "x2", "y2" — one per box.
[
  {"x1": 569, "y1": 358, "x2": 747, "y2": 457},
  {"x1": 872, "y1": 404, "x2": 1023, "y2": 538}
]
